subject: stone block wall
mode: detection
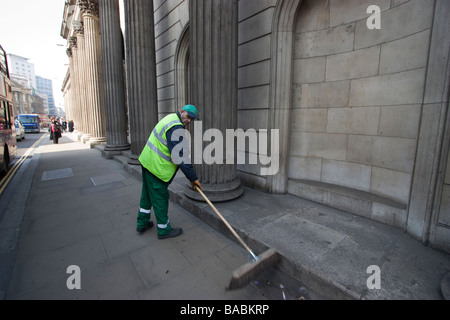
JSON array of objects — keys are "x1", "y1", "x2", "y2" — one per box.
[
  {"x1": 236, "y1": 0, "x2": 278, "y2": 189},
  {"x1": 148, "y1": 0, "x2": 449, "y2": 249},
  {"x1": 440, "y1": 151, "x2": 450, "y2": 225},
  {"x1": 436, "y1": 150, "x2": 450, "y2": 248},
  {"x1": 154, "y1": 0, "x2": 189, "y2": 119},
  {"x1": 288, "y1": 0, "x2": 433, "y2": 208}
]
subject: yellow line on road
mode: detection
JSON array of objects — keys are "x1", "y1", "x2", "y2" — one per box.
[{"x1": 0, "y1": 134, "x2": 46, "y2": 196}]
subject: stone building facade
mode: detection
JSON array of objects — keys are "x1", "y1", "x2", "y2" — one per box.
[
  {"x1": 10, "y1": 76, "x2": 47, "y2": 116},
  {"x1": 60, "y1": 0, "x2": 450, "y2": 253}
]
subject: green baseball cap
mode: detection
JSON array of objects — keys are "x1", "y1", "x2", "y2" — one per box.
[{"x1": 183, "y1": 104, "x2": 199, "y2": 120}]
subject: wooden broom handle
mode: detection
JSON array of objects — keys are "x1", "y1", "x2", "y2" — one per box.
[{"x1": 195, "y1": 186, "x2": 254, "y2": 256}]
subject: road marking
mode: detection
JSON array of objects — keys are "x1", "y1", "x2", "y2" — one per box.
[{"x1": 0, "y1": 134, "x2": 46, "y2": 195}]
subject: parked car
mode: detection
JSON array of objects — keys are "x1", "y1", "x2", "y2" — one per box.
[{"x1": 15, "y1": 120, "x2": 25, "y2": 141}]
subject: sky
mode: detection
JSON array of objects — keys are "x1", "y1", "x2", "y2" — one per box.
[{"x1": 0, "y1": 0, "x2": 69, "y2": 109}]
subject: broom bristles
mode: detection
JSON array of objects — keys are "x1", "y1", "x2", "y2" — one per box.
[{"x1": 227, "y1": 248, "x2": 279, "y2": 290}]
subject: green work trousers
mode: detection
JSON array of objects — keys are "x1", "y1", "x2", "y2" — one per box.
[{"x1": 137, "y1": 166, "x2": 172, "y2": 236}]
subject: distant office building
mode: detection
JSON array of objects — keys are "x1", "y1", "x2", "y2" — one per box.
[
  {"x1": 10, "y1": 76, "x2": 47, "y2": 115},
  {"x1": 36, "y1": 75, "x2": 55, "y2": 115},
  {"x1": 7, "y1": 53, "x2": 36, "y2": 89}
]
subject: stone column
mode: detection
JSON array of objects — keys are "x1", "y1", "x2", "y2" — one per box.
[
  {"x1": 65, "y1": 47, "x2": 78, "y2": 129},
  {"x1": 68, "y1": 36, "x2": 84, "y2": 136},
  {"x1": 99, "y1": 0, "x2": 130, "y2": 154},
  {"x1": 73, "y1": 22, "x2": 89, "y2": 139},
  {"x1": 80, "y1": 0, "x2": 106, "y2": 144},
  {"x1": 123, "y1": 0, "x2": 158, "y2": 164},
  {"x1": 63, "y1": 82, "x2": 72, "y2": 123},
  {"x1": 185, "y1": 0, "x2": 243, "y2": 202}
]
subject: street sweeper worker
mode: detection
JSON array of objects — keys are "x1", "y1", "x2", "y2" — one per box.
[{"x1": 136, "y1": 105, "x2": 202, "y2": 239}]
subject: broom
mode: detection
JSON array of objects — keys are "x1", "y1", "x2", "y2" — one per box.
[{"x1": 195, "y1": 186, "x2": 279, "y2": 290}]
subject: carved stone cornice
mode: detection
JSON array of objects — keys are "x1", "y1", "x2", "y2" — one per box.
[
  {"x1": 78, "y1": 0, "x2": 99, "y2": 17},
  {"x1": 68, "y1": 36, "x2": 77, "y2": 49},
  {"x1": 73, "y1": 21, "x2": 84, "y2": 36}
]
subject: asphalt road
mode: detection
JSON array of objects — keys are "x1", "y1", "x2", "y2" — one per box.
[{"x1": 0, "y1": 131, "x2": 46, "y2": 222}]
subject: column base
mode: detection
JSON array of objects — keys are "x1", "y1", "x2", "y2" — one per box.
[
  {"x1": 104, "y1": 144, "x2": 130, "y2": 159},
  {"x1": 104, "y1": 143, "x2": 130, "y2": 152},
  {"x1": 184, "y1": 178, "x2": 244, "y2": 202},
  {"x1": 88, "y1": 137, "x2": 106, "y2": 148},
  {"x1": 76, "y1": 131, "x2": 83, "y2": 141},
  {"x1": 81, "y1": 134, "x2": 91, "y2": 144},
  {"x1": 128, "y1": 153, "x2": 140, "y2": 165}
]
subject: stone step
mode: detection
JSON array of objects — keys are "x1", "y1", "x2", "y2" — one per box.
[{"x1": 287, "y1": 179, "x2": 407, "y2": 229}]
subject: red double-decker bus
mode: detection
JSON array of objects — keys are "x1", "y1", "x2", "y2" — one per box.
[{"x1": 0, "y1": 45, "x2": 17, "y2": 175}]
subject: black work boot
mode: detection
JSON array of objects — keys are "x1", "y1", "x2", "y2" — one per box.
[
  {"x1": 157, "y1": 228, "x2": 183, "y2": 240},
  {"x1": 137, "y1": 221, "x2": 154, "y2": 234}
]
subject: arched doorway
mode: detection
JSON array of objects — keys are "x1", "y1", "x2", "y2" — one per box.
[
  {"x1": 175, "y1": 25, "x2": 190, "y2": 108},
  {"x1": 267, "y1": 0, "x2": 302, "y2": 193}
]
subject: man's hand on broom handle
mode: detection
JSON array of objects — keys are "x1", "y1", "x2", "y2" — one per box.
[{"x1": 191, "y1": 180, "x2": 202, "y2": 192}]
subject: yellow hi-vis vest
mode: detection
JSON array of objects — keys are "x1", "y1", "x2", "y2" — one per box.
[{"x1": 139, "y1": 113, "x2": 183, "y2": 182}]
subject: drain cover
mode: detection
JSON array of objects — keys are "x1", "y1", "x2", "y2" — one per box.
[{"x1": 42, "y1": 168, "x2": 73, "y2": 181}]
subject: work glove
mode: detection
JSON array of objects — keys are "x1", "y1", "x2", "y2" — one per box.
[{"x1": 191, "y1": 180, "x2": 202, "y2": 192}]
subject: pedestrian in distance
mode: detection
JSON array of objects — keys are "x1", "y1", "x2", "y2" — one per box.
[
  {"x1": 137, "y1": 105, "x2": 202, "y2": 239},
  {"x1": 49, "y1": 117, "x2": 62, "y2": 144},
  {"x1": 68, "y1": 120, "x2": 74, "y2": 133}
]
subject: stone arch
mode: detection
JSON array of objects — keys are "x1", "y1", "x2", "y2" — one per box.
[
  {"x1": 175, "y1": 23, "x2": 190, "y2": 108},
  {"x1": 267, "y1": 0, "x2": 302, "y2": 193}
]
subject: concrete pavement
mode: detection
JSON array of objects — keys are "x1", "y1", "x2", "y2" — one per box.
[{"x1": 1, "y1": 132, "x2": 450, "y2": 300}]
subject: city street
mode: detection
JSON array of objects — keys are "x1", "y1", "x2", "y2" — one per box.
[
  {"x1": 14, "y1": 130, "x2": 47, "y2": 159},
  {"x1": 0, "y1": 131, "x2": 46, "y2": 223},
  {"x1": 1, "y1": 0, "x2": 450, "y2": 304}
]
